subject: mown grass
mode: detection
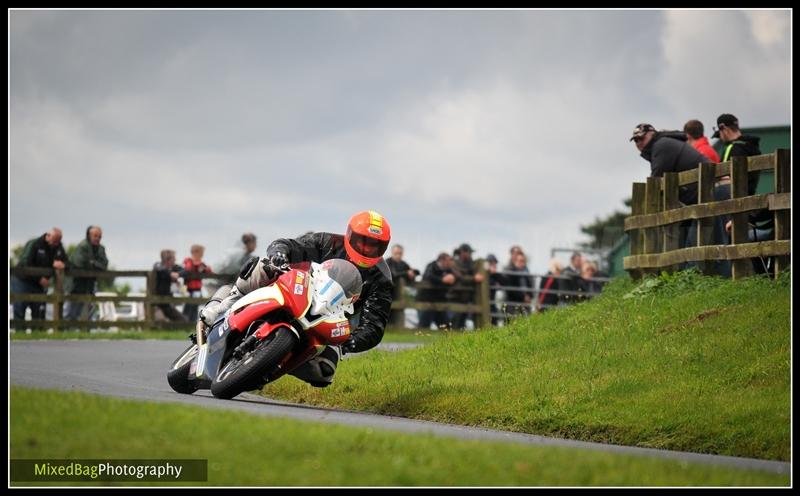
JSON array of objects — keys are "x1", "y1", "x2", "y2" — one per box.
[
  {"x1": 260, "y1": 270, "x2": 791, "y2": 461},
  {"x1": 9, "y1": 387, "x2": 788, "y2": 487}
]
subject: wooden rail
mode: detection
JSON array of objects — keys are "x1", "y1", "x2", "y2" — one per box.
[{"x1": 623, "y1": 149, "x2": 791, "y2": 279}]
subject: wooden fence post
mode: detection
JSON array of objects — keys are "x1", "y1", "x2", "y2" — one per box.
[
  {"x1": 629, "y1": 182, "x2": 646, "y2": 279},
  {"x1": 697, "y1": 163, "x2": 717, "y2": 275},
  {"x1": 53, "y1": 268, "x2": 65, "y2": 331},
  {"x1": 662, "y1": 172, "x2": 681, "y2": 273},
  {"x1": 643, "y1": 176, "x2": 663, "y2": 276},
  {"x1": 145, "y1": 270, "x2": 156, "y2": 329},
  {"x1": 474, "y1": 260, "x2": 491, "y2": 329},
  {"x1": 730, "y1": 156, "x2": 755, "y2": 280},
  {"x1": 774, "y1": 149, "x2": 791, "y2": 277}
]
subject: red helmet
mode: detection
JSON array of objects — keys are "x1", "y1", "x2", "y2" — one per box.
[{"x1": 344, "y1": 210, "x2": 391, "y2": 268}]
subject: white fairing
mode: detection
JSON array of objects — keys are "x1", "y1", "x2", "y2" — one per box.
[{"x1": 309, "y1": 260, "x2": 361, "y2": 317}]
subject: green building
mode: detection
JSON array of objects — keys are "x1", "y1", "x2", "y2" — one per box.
[{"x1": 607, "y1": 125, "x2": 790, "y2": 277}]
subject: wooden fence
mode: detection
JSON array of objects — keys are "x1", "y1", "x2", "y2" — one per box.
[
  {"x1": 9, "y1": 269, "x2": 236, "y2": 331},
  {"x1": 10, "y1": 261, "x2": 607, "y2": 332},
  {"x1": 623, "y1": 149, "x2": 791, "y2": 279}
]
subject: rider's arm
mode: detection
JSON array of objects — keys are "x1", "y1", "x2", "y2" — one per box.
[
  {"x1": 349, "y1": 277, "x2": 393, "y2": 353},
  {"x1": 265, "y1": 232, "x2": 334, "y2": 263}
]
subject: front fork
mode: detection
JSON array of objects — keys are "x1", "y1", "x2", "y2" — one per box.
[{"x1": 195, "y1": 320, "x2": 208, "y2": 377}]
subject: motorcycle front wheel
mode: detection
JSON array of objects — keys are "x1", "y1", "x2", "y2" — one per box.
[
  {"x1": 210, "y1": 326, "x2": 296, "y2": 399},
  {"x1": 167, "y1": 343, "x2": 200, "y2": 394}
]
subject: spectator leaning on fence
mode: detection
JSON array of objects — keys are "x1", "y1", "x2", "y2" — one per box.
[
  {"x1": 684, "y1": 119, "x2": 720, "y2": 163},
  {"x1": 536, "y1": 257, "x2": 563, "y2": 313},
  {"x1": 714, "y1": 113, "x2": 773, "y2": 274},
  {"x1": 66, "y1": 225, "x2": 109, "y2": 321},
  {"x1": 417, "y1": 252, "x2": 456, "y2": 330},
  {"x1": 577, "y1": 261, "x2": 601, "y2": 301},
  {"x1": 182, "y1": 244, "x2": 213, "y2": 322},
  {"x1": 448, "y1": 243, "x2": 485, "y2": 329},
  {"x1": 153, "y1": 249, "x2": 187, "y2": 322},
  {"x1": 486, "y1": 253, "x2": 505, "y2": 326},
  {"x1": 503, "y1": 251, "x2": 534, "y2": 318},
  {"x1": 631, "y1": 122, "x2": 712, "y2": 256},
  {"x1": 559, "y1": 251, "x2": 583, "y2": 305},
  {"x1": 12, "y1": 227, "x2": 68, "y2": 323},
  {"x1": 385, "y1": 244, "x2": 419, "y2": 328}
]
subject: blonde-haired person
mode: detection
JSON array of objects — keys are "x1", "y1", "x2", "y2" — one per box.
[{"x1": 536, "y1": 258, "x2": 563, "y2": 313}]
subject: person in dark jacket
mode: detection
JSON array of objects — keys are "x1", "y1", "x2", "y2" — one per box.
[
  {"x1": 631, "y1": 123, "x2": 715, "y2": 263},
  {"x1": 503, "y1": 251, "x2": 534, "y2": 317},
  {"x1": 385, "y1": 244, "x2": 419, "y2": 328},
  {"x1": 417, "y1": 252, "x2": 456, "y2": 330},
  {"x1": 198, "y1": 210, "x2": 393, "y2": 388},
  {"x1": 447, "y1": 243, "x2": 485, "y2": 329},
  {"x1": 66, "y1": 225, "x2": 109, "y2": 321},
  {"x1": 153, "y1": 249, "x2": 188, "y2": 322},
  {"x1": 631, "y1": 123, "x2": 710, "y2": 206},
  {"x1": 12, "y1": 228, "x2": 68, "y2": 322},
  {"x1": 536, "y1": 258, "x2": 563, "y2": 313},
  {"x1": 486, "y1": 254, "x2": 505, "y2": 325},
  {"x1": 714, "y1": 114, "x2": 772, "y2": 274}
]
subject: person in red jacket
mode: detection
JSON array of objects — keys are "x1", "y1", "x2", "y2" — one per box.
[
  {"x1": 183, "y1": 244, "x2": 213, "y2": 321},
  {"x1": 683, "y1": 119, "x2": 720, "y2": 163}
]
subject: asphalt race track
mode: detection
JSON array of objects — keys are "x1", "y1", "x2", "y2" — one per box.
[{"x1": 10, "y1": 340, "x2": 789, "y2": 475}]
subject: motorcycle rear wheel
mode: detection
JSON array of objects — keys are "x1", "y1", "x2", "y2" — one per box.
[
  {"x1": 167, "y1": 343, "x2": 200, "y2": 394},
  {"x1": 210, "y1": 327, "x2": 296, "y2": 399}
]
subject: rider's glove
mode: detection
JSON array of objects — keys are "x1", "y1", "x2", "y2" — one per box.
[
  {"x1": 270, "y1": 252, "x2": 289, "y2": 271},
  {"x1": 341, "y1": 337, "x2": 358, "y2": 355}
]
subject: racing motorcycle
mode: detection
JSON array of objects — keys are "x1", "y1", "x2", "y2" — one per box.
[{"x1": 166, "y1": 258, "x2": 362, "y2": 399}]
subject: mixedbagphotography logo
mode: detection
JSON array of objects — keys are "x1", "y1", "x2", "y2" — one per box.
[{"x1": 10, "y1": 459, "x2": 208, "y2": 482}]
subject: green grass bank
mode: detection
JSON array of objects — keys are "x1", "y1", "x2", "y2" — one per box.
[{"x1": 260, "y1": 270, "x2": 791, "y2": 461}]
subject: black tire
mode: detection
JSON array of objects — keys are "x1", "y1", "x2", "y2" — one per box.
[
  {"x1": 210, "y1": 327, "x2": 296, "y2": 399},
  {"x1": 167, "y1": 344, "x2": 200, "y2": 394}
]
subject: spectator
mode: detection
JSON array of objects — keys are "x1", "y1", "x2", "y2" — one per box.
[
  {"x1": 385, "y1": 244, "x2": 419, "y2": 328},
  {"x1": 631, "y1": 123, "x2": 709, "y2": 206},
  {"x1": 631, "y1": 123, "x2": 711, "y2": 255},
  {"x1": 417, "y1": 252, "x2": 456, "y2": 330},
  {"x1": 12, "y1": 228, "x2": 68, "y2": 323},
  {"x1": 503, "y1": 251, "x2": 534, "y2": 318},
  {"x1": 448, "y1": 243, "x2": 485, "y2": 329},
  {"x1": 153, "y1": 249, "x2": 187, "y2": 322},
  {"x1": 684, "y1": 119, "x2": 720, "y2": 163},
  {"x1": 486, "y1": 253, "x2": 505, "y2": 326},
  {"x1": 536, "y1": 257, "x2": 563, "y2": 313},
  {"x1": 560, "y1": 252, "x2": 583, "y2": 305},
  {"x1": 219, "y1": 232, "x2": 258, "y2": 277},
  {"x1": 715, "y1": 114, "x2": 771, "y2": 274},
  {"x1": 66, "y1": 225, "x2": 109, "y2": 322},
  {"x1": 505, "y1": 245, "x2": 524, "y2": 271},
  {"x1": 577, "y1": 261, "x2": 601, "y2": 300},
  {"x1": 182, "y1": 244, "x2": 213, "y2": 322}
]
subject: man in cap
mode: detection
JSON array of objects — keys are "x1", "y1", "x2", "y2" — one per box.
[
  {"x1": 630, "y1": 123, "x2": 710, "y2": 206},
  {"x1": 447, "y1": 243, "x2": 485, "y2": 329},
  {"x1": 631, "y1": 122, "x2": 713, "y2": 257},
  {"x1": 713, "y1": 114, "x2": 772, "y2": 274}
]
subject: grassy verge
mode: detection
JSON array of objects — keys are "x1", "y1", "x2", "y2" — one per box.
[
  {"x1": 260, "y1": 270, "x2": 791, "y2": 461},
  {"x1": 10, "y1": 387, "x2": 788, "y2": 487}
]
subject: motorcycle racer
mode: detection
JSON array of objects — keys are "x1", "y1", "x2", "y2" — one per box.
[{"x1": 197, "y1": 210, "x2": 393, "y2": 387}]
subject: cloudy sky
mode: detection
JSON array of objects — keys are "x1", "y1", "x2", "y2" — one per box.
[{"x1": 9, "y1": 9, "x2": 792, "y2": 283}]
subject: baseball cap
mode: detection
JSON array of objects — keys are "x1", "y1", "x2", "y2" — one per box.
[
  {"x1": 711, "y1": 114, "x2": 739, "y2": 138},
  {"x1": 629, "y1": 123, "x2": 655, "y2": 142},
  {"x1": 486, "y1": 254, "x2": 498, "y2": 263},
  {"x1": 457, "y1": 243, "x2": 474, "y2": 254}
]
